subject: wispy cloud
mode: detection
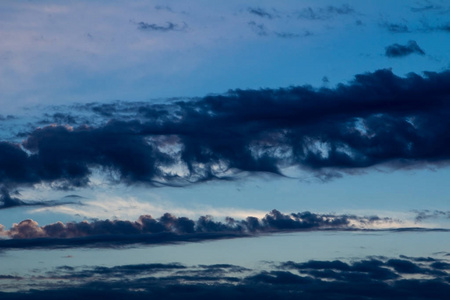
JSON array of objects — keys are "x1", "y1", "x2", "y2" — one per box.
[
  {"x1": 248, "y1": 7, "x2": 277, "y2": 19},
  {"x1": 296, "y1": 4, "x2": 355, "y2": 20}
]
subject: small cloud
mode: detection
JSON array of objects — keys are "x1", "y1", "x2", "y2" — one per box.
[
  {"x1": 275, "y1": 31, "x2": 311, "y2": 39},
  {"x1": 385, "y1": 40, "x2": 425, "y2": 57},
  {"x1": 136, "y1": 21, "x2": 187, "y2": 32}
]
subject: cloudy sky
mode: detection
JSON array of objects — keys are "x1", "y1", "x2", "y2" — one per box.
[{"x1": 1, "y1": 0, "x2": 450, "y2": 299}]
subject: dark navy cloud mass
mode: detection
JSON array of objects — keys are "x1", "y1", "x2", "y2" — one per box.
[{"x1": 1, "y1": 69, "x2": 450, "y2": 192}]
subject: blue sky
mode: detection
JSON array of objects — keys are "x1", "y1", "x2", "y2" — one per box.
[{"x1": 1, "y1": 1, "x2": 450, "y2": 299}]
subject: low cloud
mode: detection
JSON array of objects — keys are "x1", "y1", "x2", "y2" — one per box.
[
  {"x1": 0, "y1": 210, "x2": 401, "y2": 249},
  {"x1": 1, "y1": 256, "x2": 449, "y2": 299},
  {"x1": 385, "y1": 40, "x2": 425, "y2": 57}
]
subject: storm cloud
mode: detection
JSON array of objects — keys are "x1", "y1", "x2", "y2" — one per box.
[
  {"x1": 1, "y1": 69, "x2": 450, "y2": 191},
  {"x1": 0, "y1": 210, "x2": 397, "y2": 249}
]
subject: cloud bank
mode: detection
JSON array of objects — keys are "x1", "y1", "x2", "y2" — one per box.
[
  {"x1": 0, "y1": 210, "x2": 400, "y2": 249},
  {"x1": 1, "y1": 256, "x2": 449, "y2": 299}
]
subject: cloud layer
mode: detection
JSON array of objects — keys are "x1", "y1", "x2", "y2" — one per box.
[
  {"x1": 1, "y1": 69, "x2": 450, "y2": 191},
  {"x1": 1, "y1": 256, "x2": 449, "y2": 299},
  {"x1": 0, "y1": 210, "x2": 401, "y2": 249}
]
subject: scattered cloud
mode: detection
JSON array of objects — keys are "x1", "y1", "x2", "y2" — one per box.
[
  {"x1": 1, "y1": 256, "x2": 449, "y2": 299},
  {"x1": 385, "y1": 40, "x2": 425, "y2": 57}
]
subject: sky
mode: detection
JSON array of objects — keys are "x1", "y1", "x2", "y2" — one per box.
[{"x1": 1, "y1": 0, "x2": 450, "y2": 299}]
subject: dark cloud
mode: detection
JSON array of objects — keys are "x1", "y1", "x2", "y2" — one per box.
[
  {"x1": 1, "y1": 256, "x2": 449, "y2": 300},
  {"x1": 0, "y1": 189, "x2": 78, "y2": 210},
  {"x1": 137, "y1": 21, "x2": 187, "y2": 32},
  {"x1": 2, "y1": 69, "x2": 450, "y2": 191},
  {"x1": 385, "y1": 40, "x2": 425, "y2": 57},
  {"x1": 0, "y1": 210, "x2": 398, "y2": 249}
]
